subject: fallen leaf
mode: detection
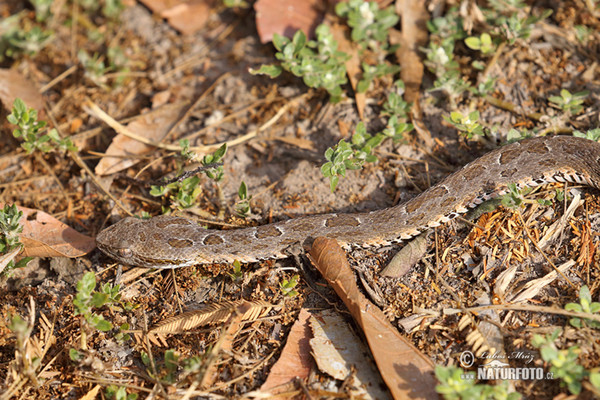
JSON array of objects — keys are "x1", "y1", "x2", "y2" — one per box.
[
  {"x1": 310, "y1": 310, "x2": 391, "y2": 400},
  {"x1": 0, "y1": 246, "x2": 21, "y2": 275},
  {"x1": 94, "y1": 102, "x2": 189, "y2": 176},
  {"x1": 308, "y1": 237, "x2": 437, "y2": 399},
  {"x1": 260, "y1": 309, "x2": 314, "y2": 396},
  {"x1": 381, "y1": 233, "x2": 428, "y2": 277},
  {"x1": 138, "y1": 0, "x2": 215, "y2": 35},
  {"x1": 393, "y1": 0, "x2": 429, "y2": 103},
  {"x1": 6, "y1": 205, "x2": 96, "y2": 258},
  {"x1": 254, "y1": 0, "x2": 324, "y2": 43},
  {"x1": 330, "y1": 20, "x2": 365, "y2": 120},
  {"x1": 0, "y1": 68, "x2": 44, "y2": 116}
]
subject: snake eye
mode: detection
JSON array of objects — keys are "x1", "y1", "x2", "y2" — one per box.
[{"x1": 117, "y1": 248, "x2": 133, "y2": 258}]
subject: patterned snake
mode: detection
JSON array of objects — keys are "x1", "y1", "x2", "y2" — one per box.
[{"x1": 96, "y1": 136, "x2": 600, "y2": 269}]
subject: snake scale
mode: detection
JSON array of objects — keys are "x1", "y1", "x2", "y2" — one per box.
[{"x1": 96, "y1": 136, "x2": 600, "y2": 269}]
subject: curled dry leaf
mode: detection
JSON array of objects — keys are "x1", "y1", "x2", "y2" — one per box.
[
  {"x1": 94, "y1": 102, "x2": 189, "y2": 176},
  {"x1": 381, "y1": 233, "x2": 428, "y2": 277},
  {"x1": 6, "y1": 205, "x2": 96, "y2": 259},
  {"x1": 308, "y1": 237, "x2": 437, "y2": 400}
]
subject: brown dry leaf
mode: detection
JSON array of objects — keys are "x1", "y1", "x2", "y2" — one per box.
[
  {"x1": 330, "y1": 20, "x2": 365, "y2": 120},
  {"x1": 260, "y1": 308, "x2": 314, "y2": 396},
  {"x1": 138, "y1": 0, "x2": 215, "y2": 35},
  {"x1": 5, "y1": 205, "x2": 96, "y2": 259},
  {"x1": 0, "y1": 246, "x2": 21, "y2": 275},
  {"x1": 0, "y1": 68, "x2": 44, "y2": 115},
  {"x1": 308, "y1": 237, "x2": 437, "y2": 399},
  {"x1": 393, "y1": 0, "x2": 429, "y2": 103},
  {"x1": 94, "y1": 102, "x2": 188, "y2": 176},
  {"x1": 310, "y1": 310, "x2": 391, "y2": 400},
  {"x1": 272, "y1": 135, "x2": 315, "y2": 150},
  {"x1": 150, "y1": 299, "x2": 274, "y2": 333},
  {"x1": 381, "y1": 233, "x2": 428, "y2": 277},
  {"x1": 79, "y1": 385, "x2": 102, "y2": 400},
  {"x1": 254, "y1": 0, "x2": 324, "y2": 43}
]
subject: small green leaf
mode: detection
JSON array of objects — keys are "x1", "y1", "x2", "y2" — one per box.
[{"x1": 249, "y1": 64, "x2": 283, "y2": 78}]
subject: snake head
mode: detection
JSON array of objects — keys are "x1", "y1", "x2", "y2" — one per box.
[
  {"x1": 95, "y1": 217, "x2": 140, "y2": 266},
  {"x1": 96, "y1": 215, "x2": 203, "y2": 268}
]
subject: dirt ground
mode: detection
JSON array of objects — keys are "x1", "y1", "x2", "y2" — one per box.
[{"x1": 2, "y1": 1, "x2": 600, "y2": 399}]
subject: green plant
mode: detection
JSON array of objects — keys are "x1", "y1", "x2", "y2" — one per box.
[
  {"x1": 357, "y1": 62, "x2": 400, "y2": 93},
  {"x1": 280, "y1": 274, "x2": 299, "y2": 297},
  {"x1": 79, "y1": 0, "x2": 124, "y2": 19},
  {"x1": 548, "y1": 89, "x2": 588, "y2": 115},
  {"x1": 7, "y1": 99, "x2": 77, "y2": 154},
  {"x1": 335, "y1": 0, "x2": 399, "y2": 52},
  {"x1": 78, "y1": 50, "x2": 110, "y2": 87},
  {"x1": 573, "y1": 129, "x2": 600, "y2": 142},
  {"x1": 201, "y1": 144, "x2": 227, "y2": 183},
  {"x1": 0, "y1": 204, "x2": 33, "y2": 274},
  {"x1": 321, "y1": 123, "x2": 381, "y2": 191},
  {"x1": 435, "y1": 365, "x2": 520, "y2": 400},
  {"x1": 492, "y1": 9, "x2": 553, "y2": 45},
  {"x1": 30, "y1": 0, "x2": 53, "y2": 22},
  {"x1": 150, "y1": 144, "x2": 226, "y2": 211},
  {"x1": 235, "y1": 181, "x2": 252, "y2": 217},
  {"x1": 227, "y1": 260, "x2": 244, "y2": 282},
  {"x1": 321, "y1": 82, "x2": 413, "y2": 191},
  {"x1": 250, "y1": 27, "x2": 350, "y2": 102},
  {"x1": 150, "y1": 176, "x2": 203, "y2": 211},
  {"x1": 223, "y1": 0, "x2": 249, "y2": 7},
  {"x1": 0, "y1": 15, "x2": 53, "y2": 61},
  {"x1": 423, "y1": 40, "x2": 471, "y2": 102},
  {"x1": 532, "y1": 330, "x2": 587, "y2": 395},
  {"x1": 73, "y1": 272, "x2": 117, "y2": 333},
  {"x1": 381, "y1": 81, "x2": 411, "y2": 117},
  {"x1": 574, "y1": 25, "x2": 593, "y2": 44},
  {"x1": 500, "y1": 183, "x2": 531, "y2": 209},
  {"x1": 443, "y1": 111, "x2": 485, "y2": 138},
  {"x1": 105, "y1": 385, "x2": 138, "y2": 400},
  {"x1": 465, "y1": 33, "x2": 495, "y2": 55},
  {"x1": 141, "y1": 349, "x2": 179, "y2": 384},
  {"x1": 565, "y1": 286, "x2": 600, "y2": 329},
  {"x1": 506, "y1": 128, "x2": 533, "y2": 143}
]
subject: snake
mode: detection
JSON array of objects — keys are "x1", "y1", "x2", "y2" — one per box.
[{"x1": 96, "y1": 136, "x2": 600, "y2": 269}]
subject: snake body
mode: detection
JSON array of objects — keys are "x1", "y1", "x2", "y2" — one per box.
[{"x1": 96, "y1": 136, "x2": 600, "y2": 269}]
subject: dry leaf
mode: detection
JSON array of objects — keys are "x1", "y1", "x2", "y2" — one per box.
[
  {"x1": 254, "y1": 0, "x2": 324, "y2": 43},
  {"x1": 0, "y1": 246, "x2": 21, "y2": 275},
  {"x1": 308, "y1": 237, "x2": 437, "y2": 400},
  {"x1": 381, "y1": 233, "x2": 428, "y2": 277},
  {"x1": 5, "y1": 205, "x2": 96, "y2": 259},
  {"x1": 150, "y1": 299, "x2": 274, "y2": 333},
  {"x1": 394, "y1": 0, "x2": 429, "y2": 103},
  {"x1": 138, "y1": 0, "x2": 215, "y2": 35},
  {"x1": 94, "y1": 102, "x2": 188, "y2": 176},
  {"x1": 310, "y1": 310, "x2": 391, "y2": 400},
  {"x1": 330, "y1": 20, "x2": 365, "y2": 120},
  {"x1": 260, "y1": 309, "x2": 314, "y2": 397},
  {"x1": 0, "y1": 69, "x2": 44, "y2": 115}
]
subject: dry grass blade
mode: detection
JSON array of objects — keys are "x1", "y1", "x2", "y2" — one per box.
[{"x1": 150, "y1": 299, "x2": 274, "y2": 333}]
